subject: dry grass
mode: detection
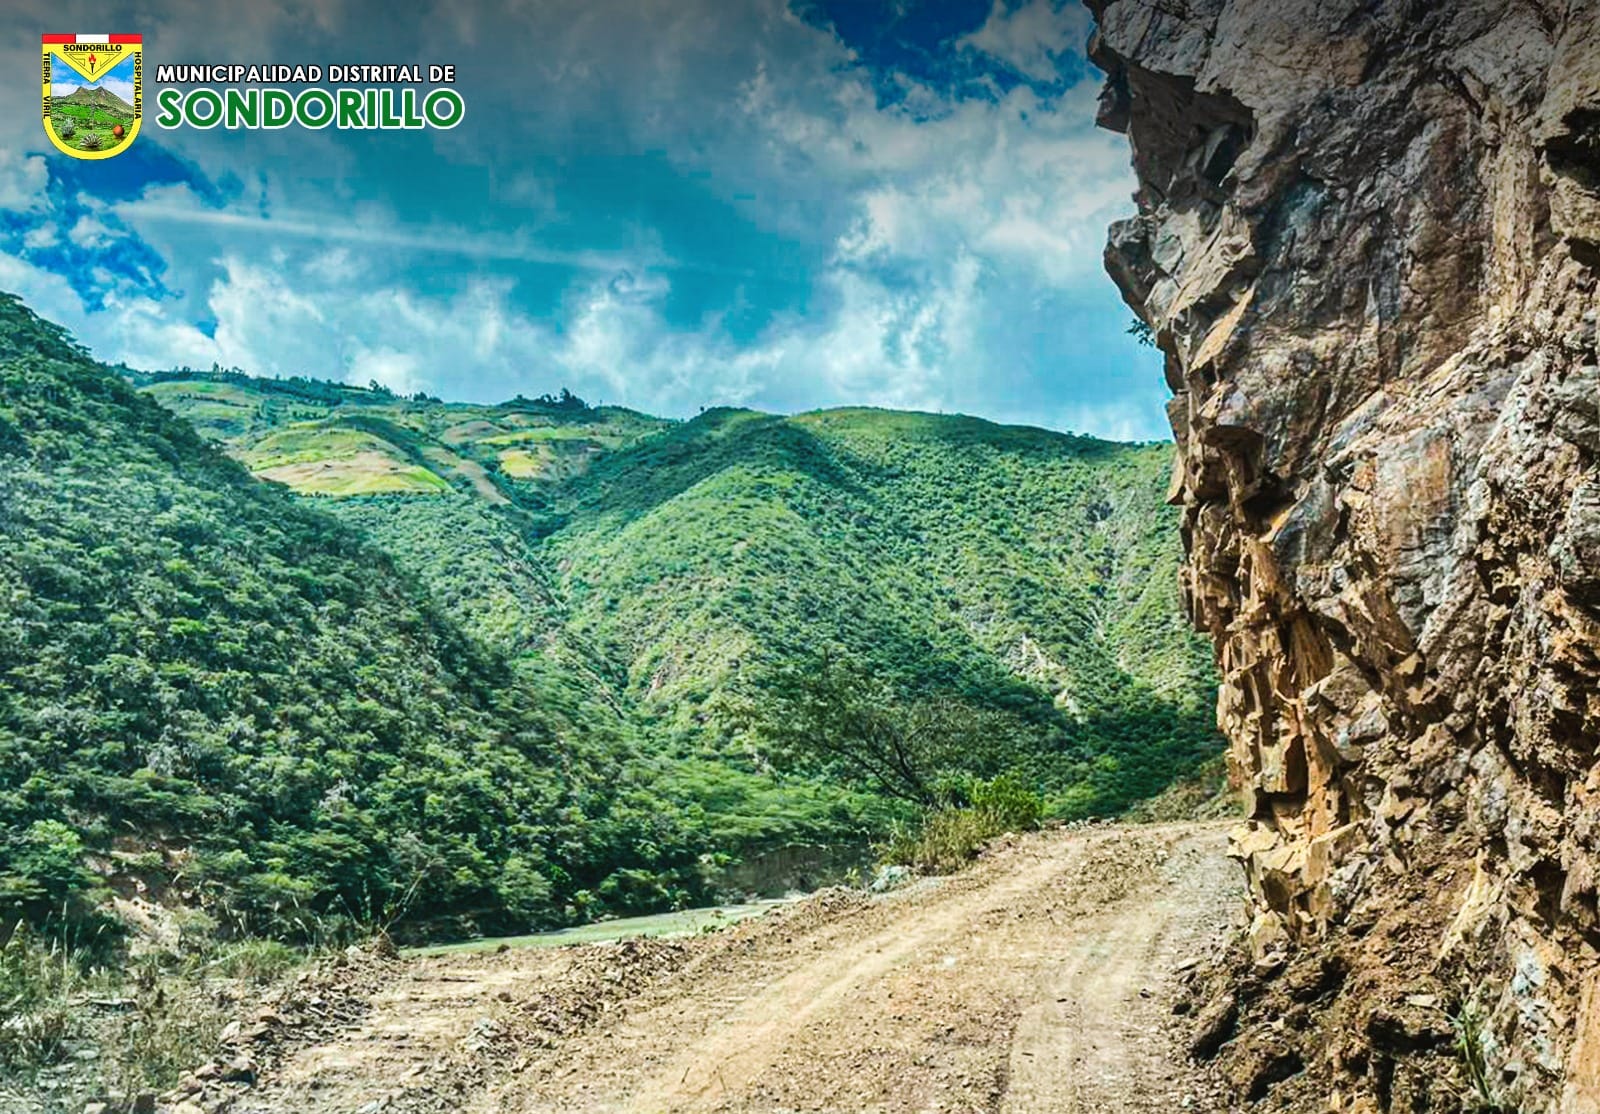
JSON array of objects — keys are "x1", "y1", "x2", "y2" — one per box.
[{"x1": 0, "y1": 930, "x2": 308, "y2": 1106}]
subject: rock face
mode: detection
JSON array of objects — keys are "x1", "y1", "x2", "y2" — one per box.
[{"x1": 1089, "y1": 0, "x2": 1600, "y2": 1107}]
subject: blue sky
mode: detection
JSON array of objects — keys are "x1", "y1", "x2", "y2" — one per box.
[
  {"x1": 49, "y1": 51, "x2": 136, "y2": 100},
  {"x1": 1, "y1": 0, "x2": 1165, "y2": 440}
]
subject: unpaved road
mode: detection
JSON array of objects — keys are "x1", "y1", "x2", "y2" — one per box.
[{"x1": 229, "y1": 823, "x2": 1242, "y2": 1114}]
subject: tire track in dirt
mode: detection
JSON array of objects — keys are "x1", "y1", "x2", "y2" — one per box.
[
  {"x1": 230, "y1": 823, "x2": 1242, "y2": 1114},
  {"x1": 617, "y1": 836, "x2": 1098, "y2": 1113},
  {"x1": 1001, "y1": 834, "x2": 1240, "y2": 1113}
]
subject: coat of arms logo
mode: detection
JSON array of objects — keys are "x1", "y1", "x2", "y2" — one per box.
[{"x1": 42, "y1": 34, "x2": 142, "y2": 160}]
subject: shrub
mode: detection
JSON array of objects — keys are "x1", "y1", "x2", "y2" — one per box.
[
  {"x1": 57, "y1": 119, "x2": 75, "y2": 139},
  {"x1": 882, "y1": 774, "x2": 1043, "y2": 875},
  {"x1": 884, "y1": 808, "x2": 997, "y2": 874},
  {"x1": 79, "y1": 132, "x2": 102, "y2": 150},
  {"x1": 103, "y1": 977, "x2": 231, "y2": 1095},
  {"x1": 0, "y1": 928, "x2": 88, "y2": 1071},
  {"x1": 970, "y1": 773, "x2": 1043, "y2": 831},
  {"x1": 0, "y1": 821, "x2": 122, "y2": 957},
  {"x1": 207, "y1": 938, "x2": 300, "y2": 984}
]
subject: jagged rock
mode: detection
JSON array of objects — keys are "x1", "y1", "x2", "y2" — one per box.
[
  {"x1": 1090, "y1": 0, "x2": 1600, "y2": 1107},
  {"x1": 1555, "y1": 479, "x2": 1600, "y2": 606},
  {"x1": 219, "y1": 1054, "x2": 256, "y2": 1083},
  {"x1": 1363, "y1": 1004, "x2": 1454, "y2": 1055},
  {"x1": 1189, "y1": 992, "x2": 1238, "y2": 1060},
  {"x1": 1222, "y1": 1039, "x2": 1305, "y2": 1103},
  {"x1": 1283, "y1": 952, "x2": 1346, "y2": 1005}
]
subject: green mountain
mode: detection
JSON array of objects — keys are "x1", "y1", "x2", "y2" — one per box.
[
  {"x1": 134, "y1": 368, "x2": 1220, "y2": 820},
  {"x1": 0, "y1": 297, "x2": 778, "y2": 945},
  {"x1": 55, "y1": 86, "x2": 134, "y2": 115},
  {"x1": 0, "y1": 291, "x2": 1219, "y2": 946}
]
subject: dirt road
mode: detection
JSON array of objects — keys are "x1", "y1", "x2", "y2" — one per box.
[{"x1": 228, "y1": 823, "x2": 1242, "y2": 1114}]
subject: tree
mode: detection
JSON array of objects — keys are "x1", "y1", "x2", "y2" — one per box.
[{"x1": 729, "y1": 652, "x2": 1012, "y2": 807}]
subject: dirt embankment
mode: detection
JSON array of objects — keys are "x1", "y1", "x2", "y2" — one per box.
[{"x1": 146, "y1": 823, "x2": 1243, "y2": 1114}]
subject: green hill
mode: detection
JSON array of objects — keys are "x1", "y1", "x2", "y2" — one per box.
[
  {"x1": 542, "y1": 406, "x2": 1217, "y2": 807},
  {"x1": 0, "y1": 292, "x2": 1220, "y2": 948},
  {"x1": 0, "y1": 298, "x2": 804, "y2": 947},
  {"x1": 135, "y1": 370, "x2": 1220, "y2": 823},
  {"x1": 54, "y1": 85, "x2": 135, "y2": 116}
]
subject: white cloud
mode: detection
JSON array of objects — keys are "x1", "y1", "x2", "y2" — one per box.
[
  {"x1": 0, "y1": 248, "x2": 220, "y2": 372},
  {"x1": 68, "y1": 215, "x2": 115, "y2": 248},
  {"x1": 0, "y1": 152, "x2": 48, "y2": 211},
  {"x1": 99, "y1": 78, "x2": 135, "y2": 104},
  {"x1": 1051, "y1": 398, "x2": 1164, "y2": 443},
  {"x1": 349, "y1": 347, "x2": 424, "y2": 394},
  {"x1": 302, "y1": 247, "x2": 363, "y2": 284},
  {"x1": 739, "y1": 54, "x2": 1133, "y2": 290},
  {"x1": 116, "y1": 198, "x2": 670, "y2": 274},
  {"x1": 956, "y1": 0, "x2": 1091, "y2": 81},
  {"x1": 0, "y1": 0, "x2": 1166, "y2": 443}
]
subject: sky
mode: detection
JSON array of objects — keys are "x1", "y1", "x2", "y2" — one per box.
[
  {"x1": 49, "y1": 52, "x2": 136, "y2": 103},
  {"x1": 0, "y1": 0, "x2": 1166, "y2": 441}
]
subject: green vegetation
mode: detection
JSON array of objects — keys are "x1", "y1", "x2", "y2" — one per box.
[
  {"x1": 52, "y1": 106, "x2": 128, "y2": 127},
  {"x1": 540, "y1": 406, "x2": 1217, "y2": 816},
  {"x1": 882, "y1": 773, "x2": 1046, "y2": 874},
  {"x1": 0, "y1": 924, "x2": 304, "y2": 1101},
  {"x1": 728, "y1": 652, "x2": 1022, "y2": 807},
  {"x1": 0, "y1": 295, "x2": 776, "y2": 955},
  {"x1": 49, "y1": 97, "x2": 131, "y2": 152},
  {"x1": 130, "y1": 356, "x2": 1217, "y2": 892},
  {"x1": 0, "y1": 291, "x2": 1220, "y2": 974},
  {"x1": 1454, "y1": 1001, "x2": 1509, "y2": 1113}
]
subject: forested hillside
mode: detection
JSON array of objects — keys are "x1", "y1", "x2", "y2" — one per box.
[
  {"x1": 138, "y1": 367, "x2": 1220, "y2": 818},
  {"x1": 0, "y1": 296, "x2": 834, "y2": 947},
  {"x1": 0, "y1": 292, "x2": 1219, "y2": 947},
  {"x1": 544, "y1": 407, "x2": 1218, "y2": 816}
]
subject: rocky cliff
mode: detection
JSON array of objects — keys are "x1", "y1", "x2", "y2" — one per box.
[{"x1": 1089, "y1": 0, "x2": 1600, "y2": 1108}]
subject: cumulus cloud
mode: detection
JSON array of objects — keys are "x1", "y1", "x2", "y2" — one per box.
[
  {"x1": 0, "y1": 0, "x2": 1168, "y2": 442},
  {"x1": 349, "y1": 347, "x2": 425, "y2": 394},
  {"x1": 735, "y1": 36, "x2": 1133, "y2": 291},
  {"x1": 0, "y1": 152, "x2": 48, "y2": 211},
  {"x1": 956, "y1": 0, "x2": 1091, "y2": 82}
]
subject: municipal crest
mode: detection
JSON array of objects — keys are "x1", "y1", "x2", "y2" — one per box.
[{"x1": 42, "y1": 35, "x2": 142, "y2": 160}]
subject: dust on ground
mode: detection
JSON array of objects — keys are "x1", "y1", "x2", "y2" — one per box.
[{"x1": 166, "y1": 823, "x2": 1246, "y2": 1114}]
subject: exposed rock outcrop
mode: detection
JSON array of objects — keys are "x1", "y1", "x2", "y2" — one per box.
[{"x1": 1089, "y1": 0, "x2": 1600, "y2": 1107}]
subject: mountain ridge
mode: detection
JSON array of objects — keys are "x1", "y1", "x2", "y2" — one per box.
[
  {"x1": 55, "y1": 85, "x2": 134, "y2": 114},
  {"x1": 0, "y1": 291, "x2": 1221, "y2": 950},
  {"x1": 136, "y1": 368, "x2": 1222, "y2": 825}
]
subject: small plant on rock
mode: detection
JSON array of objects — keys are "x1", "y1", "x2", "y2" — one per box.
[{"x1": 1453, "y1": 1001, "x2": 1508, "y2": 1113}]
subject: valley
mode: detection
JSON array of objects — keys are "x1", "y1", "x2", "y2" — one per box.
[{"x1": 0, "y1": 291, "x2": 1222, "y2": 964}]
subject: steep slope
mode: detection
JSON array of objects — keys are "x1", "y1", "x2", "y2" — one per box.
[
  {"x1": 1090, "y1": 0, "x2": 1600, "y2": 1107},
  {"x1": 546, "y1": 406, "x2": 1219, "y2": 814},
  {"x1": 142, "y1": 373, "x2": 1222, "y2": 820},
  {"x1": 0, "y1": 296, "x2": 734, "y2": 944}
]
